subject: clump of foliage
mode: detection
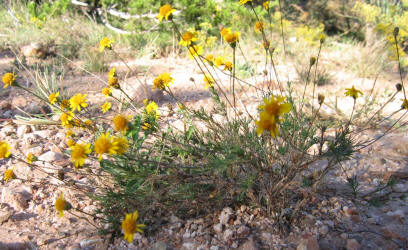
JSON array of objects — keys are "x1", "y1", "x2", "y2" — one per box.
[{"x1": 1, "y1": 0, "x2": 408, "y2": 246}]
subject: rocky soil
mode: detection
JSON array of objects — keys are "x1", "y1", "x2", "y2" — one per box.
[{"x1": 0, "y1": 50, "x2": 407, "y2": 250}]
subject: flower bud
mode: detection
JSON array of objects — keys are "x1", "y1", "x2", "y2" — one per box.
[
  {"x1": 396, "y1": 83, "x2": 402, "y2": 92},
  {"x1": 393, "y1": 27, "x2": 399, "y2": 37},
  {"x1": 310, "y1": 57, "x2": 317, "y2": 66},
  {"x1": 318, "y1": 94, "x2": 325, "y2": 105},
  {"x1": 319, "y1": 34, "x2": 326, "y2": 44}
]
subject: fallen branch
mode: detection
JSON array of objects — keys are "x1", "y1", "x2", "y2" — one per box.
[{"x1": 70, "y1": 0, "x2": 88, "y2": 7}]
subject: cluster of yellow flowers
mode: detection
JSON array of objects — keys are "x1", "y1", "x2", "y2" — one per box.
[{"x1": 205, "y1": 54, "x2": 233, "y2": 72}]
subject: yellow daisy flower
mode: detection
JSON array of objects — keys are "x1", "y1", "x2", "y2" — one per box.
[
  {"x1": 220, "y1": 27, "x2": 231, "y2": 38},
  {"x1": 94, "y1": 132, "x2": 117, "y2": 161},
  {"x1": 345, "y1": 86, "x2": 363, "y2": 99},
  {"x1": 204, "y1": 74, "x2": 215, "y2": 89},
  {"x1": 142, "y1": 122, "x2": 151, "y2": 130},
  {"x1": 2, "y1": 72, "x2": 16, "y2": 89},
  {"x1": 121, "y1": 211, "x2": 146, "y2": 243},
  {"x1": 205, "y1": 54, "x2": 215, "y2": 65},
  {"x1": 102, "y1": 102, "x2": 112, "y2": 113},
  {"x1": 66, "y1": 138, "x2": 76, "y2": 147},
  {"x1": 224, "y1": 61, "x2": 233, "y2": 71},
  {"x1": 0, "y1": 141, "x2": 11, "y2": 159},
  {"x1": 109, "y1": 67, "x2": 116, "y2": 78},
  {"x1": 153, "y1": 73, "x2": 174, "y2": 90},
  {"x1": 145, "y1": 101, "x2": 158, "y2": 115},
  {"x1": 263, "y1": 1, "x2": 270, "y2": 10},
  {"x1": 179, "y1": 31, "x2": 198, "y2": 47},
  {"x1": 262, "y1": 40, "x2": 271, "y2": 49},
  {"x1": 26, "y1": 153, "x2": 36, "y2": 164},
  {"x1": 258, "y1": 96, "x2": 292, "y2": 118},
  {"x1": 112, "y1": 137, "x2": 129, "y2": 155},
  {"x1": 102, "y1": 87, "x2": 112, "y2": 97},
  {"x1": 69, "y1": 93, "x2": 88, "y2": 112},
  {"x1": 254, "y1": 21, "x2": 265, "y2": 33},
  {"x1": 108, "y1": 76, "x2": 119, "y2": 88},
  {"x1": 48, "y1": 92, "x2": 59, "y2": 104},
  {"x1": 113, "y1": 114, "x2": 129, "y2": 133},
  {"x1": 157, "y1": 4, "x2": 176, "y2": 22},
  {"x1": 60, "y1": 112, "x2": 74, "y2": 127},
  {"x1": 70, "y1": 142, "x2": 91, "y2": 168},
  {"x1": 224, "y1": 31, "x2": 240, "y2": 47},
  {"x1": 55, "y1": 193, "x2": 71, "y2": 217},
  {"x1": 99, "y1": 37, "x2": 113, "y2": 52},
  {"x1": 255, "y1": 112, "x2": 279, "y2": 137},
  {"x1": 3, "y1": 168, "x2": 15, "y2": 183}
]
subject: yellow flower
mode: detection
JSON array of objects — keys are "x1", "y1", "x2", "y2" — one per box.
[
  {"x1": 60, "y1": 99, "x2": 70, "y2": 110},
  {"x1": 112, "y1": 137, "x2": 129, "y2": 155},
  {"x1": 94, "y1": 132, "x2": 117, "y2": 161},
  {"x1": 70, "y1": 142, "x2": 91, "y2": 168},
  {"x1": 157, "y1": 4, "x2": 176, "y2": 22},
  {"x1": 188, "y1": 45, "x2": 203, "y2": 58},
  {"x1": 254, "y1": 21, "x2": 265, "y2": 33},
  {"x1": 99, "y1": 37, "x2": 113, "y2": 52},
  {"x1": 26, "y1": 153, "x2": 36, "y2": 164},
  {"x1": 401, "y1": 99, "x2": 408, "y2": 110},
  {"x1": 220, "y1": 27, "x2": 231, "y2": 38},
  {"x1": 224, "y1": 31, "x2": 240, "y2": 48},
  {"x1": 65, "y1": 130, "x2": 74, "y2": 138},
  {"x1": 255, "y1": 112, "x2": 279, "y2": 137},
  {"x1": 179, "y1": 31, "x2": 198, "y2": 47},
  {"x1": 121, "y1": 211, "x2": 146, "y2": 243},
  {"x1": 178, "y1": 103, "x2": 186, "y2": 110},
  {"x1": 107, "y1": 68, "x2": 119, "y2": 87},
  {"x1": 109, "y1": 67, "x2": 116, "y2": 78},
  {"x1": 145, "y1": 101, "x2": 158, "y2": 114},
  {"x1": 3, "y1": 168, "x2": 15, "y2": 183},
  {"x1": 84, "y1": 120, "x2": 92, "y2": 128},
  {"x1": 48, "y1": 92, "x2": 59, "y2": 104},
  {"x1": 224, "y1": 61, "x2": 233, "y2": 71},
  {"x1": 2, "y1": 72, "x2": 16, "y2": 88},
  {"x1": 345, "y1": 86, "x2": 363, "y2": 99},
  {"x1": 102, "y1": 102, "x2": 112, "y2": 113},
  {"x1": 215, "y1": 56, "x2": 225, "y2": 67},
  {"x1": 55, "y1": 193, "x2": 71, "y2": 217},
  {"x1": 205, "y1": 54, "x2": 215, "y2": 65},
  {"x1": 258, "y1": 96, "x2": 292, "y2": 118},
  {"x1": 142, "y1": 122, "x2": 151, "y2": 130},
  {"x1": 239, "y1": 0, "x2": 253, "y2": 5},
  {"x1": 153, "y1": 73, "x2": 174, "y2": 90},
  {"x1": 319, "y1": 34, "x2": 326, "y2": 43},
  {"x1": 204, "y1": 74, "x2": 215, "y2": 89},
  {"x1": 66, "y1": 139, "x2": 75, "y2": 147},
  {"x1": 263, "y1": 1, "x2": 270, "y2": 10},
  {"x1": 60, "y1": 112, "x2": 73, "y2": 127},
  {"x1": 102, "y1": 87, "x2": 112, "y2": 97},
  {"x1": 113, "y1": 114, "x2": 129, "y2": 133},
  {"x1": 69, "y1": 93, "x2": 88, "y2": 112},
  {"x1": 262, "y1": 40, "x2": 271, "y2": 49},
  {"x1": 108, "y1": 76, "x2": 119, "y2": 88},
  {"x1": 0, "y1": 141, "x2": 11, "y2": 159}
]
